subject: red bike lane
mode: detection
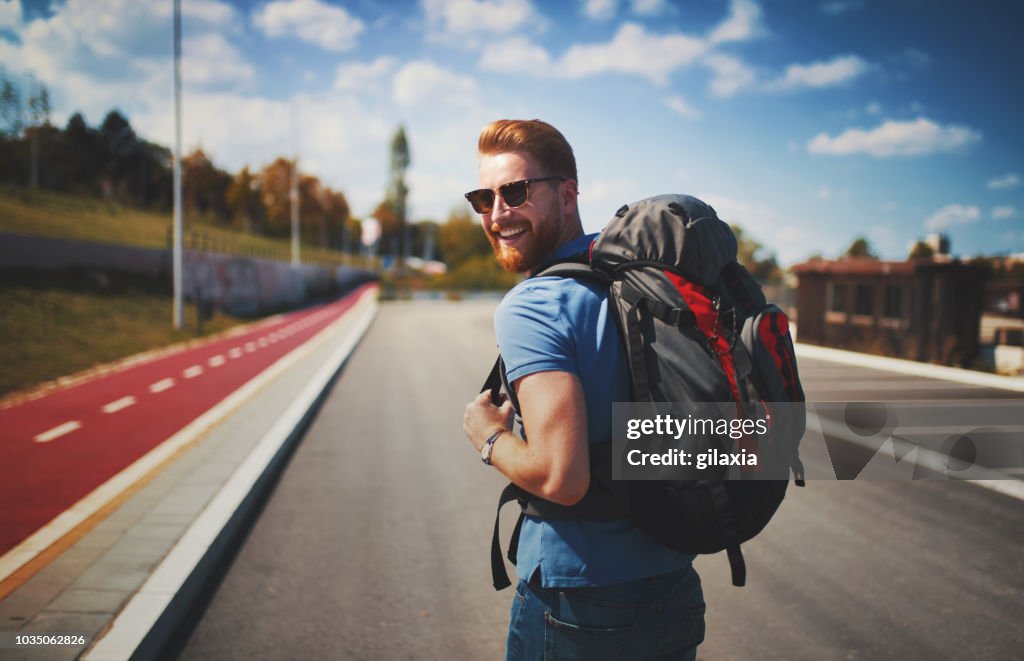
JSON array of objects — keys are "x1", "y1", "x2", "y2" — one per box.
[{"x1": 0, "y1": 284, "x2": 375, "y2": 556}]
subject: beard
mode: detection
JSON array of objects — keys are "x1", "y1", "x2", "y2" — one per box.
[{"x1": 487, "y1": 201, "x2": 565, "y2": 274}]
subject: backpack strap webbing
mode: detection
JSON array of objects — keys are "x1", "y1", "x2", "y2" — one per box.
[{"x1": 706, "y1": 481, "x2": 747, "y2": 587}]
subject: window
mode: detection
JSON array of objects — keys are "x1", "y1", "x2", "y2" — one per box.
[
  {"x1": 884, "y1": 284, "x2": 902, "y2": 319},
  {"x1": 854, "y1": 284, "x2": 874, "y2": 316},
  {"x1": 829, "y1": 283, "x2": 847, "y2": 313}
]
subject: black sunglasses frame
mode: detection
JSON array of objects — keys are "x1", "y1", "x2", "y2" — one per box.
[{"x1": 464, "y1": 176, "x2": 567, "y2": 214}]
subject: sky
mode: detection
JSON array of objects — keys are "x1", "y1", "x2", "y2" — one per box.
[{"x1": 1, "y1": 0, "x2": 1022, "y2": 265}]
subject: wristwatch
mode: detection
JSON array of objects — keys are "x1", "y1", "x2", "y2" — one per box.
[{"x1": 481, "y1": 429, "x2": 504, "y2": 465}]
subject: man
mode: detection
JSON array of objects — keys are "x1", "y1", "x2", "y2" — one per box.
[{"x1": 462, "y1": 119, "x2": 705, "y2": 660}]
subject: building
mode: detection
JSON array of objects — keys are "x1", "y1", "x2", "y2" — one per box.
[{"x1": 792, "y1": 257, "x2": 988, "y2": 366}]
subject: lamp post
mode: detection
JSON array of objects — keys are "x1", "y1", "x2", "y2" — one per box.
[{"x1": 172, "y1": 0, "x2": 183, "y2": 328}]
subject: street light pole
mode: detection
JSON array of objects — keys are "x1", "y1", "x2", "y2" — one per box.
[{"x1": 172, "y1": 0, "x2": 183, "y2": 328}]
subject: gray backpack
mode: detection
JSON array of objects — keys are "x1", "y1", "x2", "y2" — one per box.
[{"x1": 484, "y1": 194, "x2": 805, "y2": 590}]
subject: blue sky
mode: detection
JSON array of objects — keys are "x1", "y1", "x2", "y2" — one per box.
[{"x1": 1, "y1": 0, "x2": 1022, "y2": 264}]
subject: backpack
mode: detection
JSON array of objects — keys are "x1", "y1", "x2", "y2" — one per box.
[{"x1": 482, "y1": 194, "x2": 805, "y2": 590}]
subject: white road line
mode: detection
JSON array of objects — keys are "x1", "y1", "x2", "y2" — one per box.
[
  {"x1": 83, "y1": 287, "x2": 379, "y2": 661},
  {"x1": 244, "y1": 342, "x2": 256, "y2": 353},
  {"x1": 183, "y1": 365, "x2": 203, "y2": 379},
  {"x1": 102, "y1": 396, "x2": 137, "y2": 414},
  {"x1": 34, "y1": 421, "x2": 82, "y2": 443},
  {"x1": 149, "y1": 378, "x2": 175, "y2": 394},
  {"x1": 208, "y1": 355, "x2": 226, "y2": 368},
  {"x1": 228, "y1": 348, "x2": 243, "y2": 359},
  {"x1": 257, "y1": 338, "x2": 269, "y2": 347}
]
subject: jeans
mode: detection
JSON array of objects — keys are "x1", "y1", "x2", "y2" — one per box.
[{"x1": 506, "y1": 566, "x2": 705, "y2": 660}]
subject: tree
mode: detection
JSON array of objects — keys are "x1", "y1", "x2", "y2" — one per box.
[
  {"x1": 258, "y1": 157, "x2": 294, "y2": 237},
  {"x1": 389, "y1": 125, "x2": 410, "y2": 266},
  {"x1": 25, "y1": 76, "x2": 51, "y2": 191},
  {"x1": 182, "y1": 148, "x2": 232, "y2": 222},
  {"x1": 846, "y1": 236, "x2": 877, "y2": 259},
  {"x1": 731, "y1": 224, "x2": 783, "y2": 284},
  {"x1": 437, "y1": 208, "x2": 492, "y2": 267},
  {"x1": 0, "y1": 68, "x2": 22, "y2": 138},
  {"x1": 226, "y1": 166, "x2": 264, "y2": 233},
  {"x1": 908, "y1": 240, "x2": 934, "y2": 260}
]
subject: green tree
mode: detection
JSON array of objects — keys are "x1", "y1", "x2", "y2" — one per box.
[
  {"x1": 389, "y1": 125, "x2": 410, "y2": 265},
  {"x1": 731, "y1": 224, "x2": 783, "y2": 284},
  {"x1": 846, "y1": 236, "x2": 877, "y2": 258},
  {"x1": 0, "y1": 68, "x2": 22, "y2": 137},
  {"x1": 908, "y1": 240, "x2": 934, "y2": 259},
  {"x1": 26, "y1": 76, "x2": 51, "y2": 191}
]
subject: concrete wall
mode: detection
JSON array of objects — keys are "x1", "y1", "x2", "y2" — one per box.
[{"x1": 0, "y1": 232, "x2": 376, "y2": 317}]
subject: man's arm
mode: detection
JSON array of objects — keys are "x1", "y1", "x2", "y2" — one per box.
[{"x1": 464, "y1": 369, "x2": 590, "y2": 506}]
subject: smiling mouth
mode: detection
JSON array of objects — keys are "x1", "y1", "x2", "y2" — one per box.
[{"x1": 492, "y1": 224, "x2": 528, "y2": 240}]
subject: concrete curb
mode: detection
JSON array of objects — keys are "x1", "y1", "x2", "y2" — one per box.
[
  {"x1": 794, "y1": 342, "x2": 1024, "y2": 393},
  {"x1": 82, "y1": 290, "x2": 378, "y2": 661}
]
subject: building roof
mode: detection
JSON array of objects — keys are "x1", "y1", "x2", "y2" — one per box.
[{"x1": 791, "y1": 257, "x2": 917, "y2": 276}]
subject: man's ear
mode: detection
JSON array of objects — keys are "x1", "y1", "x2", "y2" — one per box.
[{"x1": 561, "y1": 178, "x2": 579, "y2": 216}]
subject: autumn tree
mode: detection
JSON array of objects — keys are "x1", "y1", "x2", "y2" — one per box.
[
  {"x1": 226, "y1": 166, "x2": 264, "y2": 233},
  {"x1": 182, "y1": 148, "x2": 232, "y2": 223}
]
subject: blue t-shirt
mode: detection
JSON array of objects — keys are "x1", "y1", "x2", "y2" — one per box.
[{"x1": 495, "y1": 234, "x2": 693, "y2": 588}]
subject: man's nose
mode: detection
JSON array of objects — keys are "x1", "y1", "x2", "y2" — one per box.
[{"x1": 490, "y1": 191, "x2": 512, "y2": 218}]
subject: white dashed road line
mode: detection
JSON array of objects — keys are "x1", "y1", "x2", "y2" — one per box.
[
  {"x1": 149, "y1": 378, "x2": 175, "y2": 394},
  {"x1": 208, "y1": 355, "x2": 226, "y2": 368},
  {"x1": 183, "y1": 365, "x2": 203, "y2": 379},
  {"x1": 228, "y1": 348, "x2": 243, "y2": 359},
  {"x1": 102, "y1": 396, "x2": 137, "y2": 414},
  {"x1": 34, "y1": 421, "x2": 82, "y2": 443}
]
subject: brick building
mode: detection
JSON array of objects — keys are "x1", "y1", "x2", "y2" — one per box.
[{"x1": 791, "y1": 257, "x2": 988, "y2": 365}]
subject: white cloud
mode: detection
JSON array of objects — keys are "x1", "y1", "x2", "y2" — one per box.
[
  {"x1": 632, "y1": 0, "x2": 669, "y2": 16},
  {"x1": 665, "y1": 95, "x2": 700, "y2": 120},
  {"x1": 182, "y1": 33, "x2": 255, "y2": 87},
  {"x1": 479, "y1": 36, "x2": 552, "y2": 72},
  {"x1": 808, "y1": 117, "x2": 982, "y2": 157},
  {"x1": 422, "y1": 0, "x2": 541, "y2": 45},
  {"x1": 987, "y1": 172, "x2": 1020, "y2": 190},
  {"x1": 253, "y1": 0, "x2": 364, "y2": 52},
  {"x1": 923, "y1": 204, "x2": 981, "y2": 231},
  {"x1": 393, "y1": 60, "x2": 478, "y2": 109},
  {"x1": 766, "y1": 54, "x2": 869, "y2": 91},
  {"x1": 992, "y1": 206, "x2": 1016, "y2": 220},
  {"x1": 560, "y1": 22, "x2": 707, "y2": 85},
  {"x1": 703, "y1": 53, "x2": 756, "y2": 97},
  {"x1": 334, "y1": 56, "x2": 398, "y2": 91},
  {"x1": 582, "y1": 0, "x2": 617, "y2": 21},
  {"x1": 0, "y1": 0, "x2": 22, "y2": 30},
  {"x1": 1, "y1": 0, "x2": 250, "y2": 128},
  {"x1": 708, "y1": 0, "x2": 764, "y2": 45}
]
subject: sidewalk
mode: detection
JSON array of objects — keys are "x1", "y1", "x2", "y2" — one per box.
[{"x1": 0, "y1": 287, "x2": 378, "y2": 660}]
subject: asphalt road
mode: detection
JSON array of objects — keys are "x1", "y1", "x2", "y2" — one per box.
[{"x1": 176, "y1": 299, "x2": 1024, "y2": 660}]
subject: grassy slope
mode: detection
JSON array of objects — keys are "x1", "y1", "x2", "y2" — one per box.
[
  {"x1": 0, "y1": 269, "x2": 246, "y2": 398},
  {"x1": 0, "y1": 187, "x2": 348, "y2": 399},
  {"x1": 0, "y1": 186, "x2": 359, "y2": 266}
]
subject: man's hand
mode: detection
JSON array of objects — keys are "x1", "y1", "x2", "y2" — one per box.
[{"x1": 464, "y1": 391, "x2": 515, "y2": 451}]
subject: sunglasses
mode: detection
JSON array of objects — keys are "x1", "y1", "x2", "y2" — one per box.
[{"x1": 464, "y1": 176, "x2": 566, "y2": 214}]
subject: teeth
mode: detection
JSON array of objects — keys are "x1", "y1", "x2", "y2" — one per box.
[{"x1": 499, "y1": 226, "x2": 527, "y2": 239}]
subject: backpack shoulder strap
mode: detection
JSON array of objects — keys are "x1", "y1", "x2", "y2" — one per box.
[{"x1": 533, "y1": 261, "x2": 611, "y2": 286}]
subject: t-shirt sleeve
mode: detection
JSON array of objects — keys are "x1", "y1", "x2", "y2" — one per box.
[{"x1": 495, "y1": 281, "x2": 576, "y2": 384}]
